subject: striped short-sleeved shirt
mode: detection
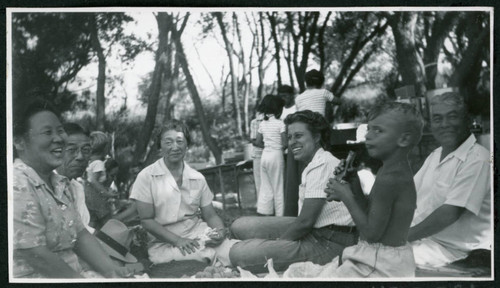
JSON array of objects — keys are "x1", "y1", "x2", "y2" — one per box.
[
  {"x1": 295, "y1": 89, "x2": 334, "y2": 116},
  {"x1": 297, "y1": 148, "x2": 355, "y2": 228},
  {"x1": 250, "y1": 116, "x2": 263, "y2": 157},
  {"x1": 258, "y1": 116, "x2": 286, "y2": 151}
]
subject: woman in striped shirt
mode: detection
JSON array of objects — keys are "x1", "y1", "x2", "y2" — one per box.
[
  {"x1": 229, "y1": 110, "x2": 357, "y2": 274},
  {"x1": 255, "y1": 94, "x2": 287, "y2": 216}
]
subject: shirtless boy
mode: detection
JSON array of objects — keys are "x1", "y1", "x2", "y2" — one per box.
[{"x1": 324, "y1": 101, "x2": 424, "y2": 277}]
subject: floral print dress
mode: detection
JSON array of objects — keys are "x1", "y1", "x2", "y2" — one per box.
[{"x1": 13, "y1": 159, "x2": 85, "y2": 278}]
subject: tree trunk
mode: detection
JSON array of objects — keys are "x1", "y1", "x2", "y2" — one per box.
[
  {"x1": 389, "y1": 12, "x2": 427, "y2": 97},
  {"x1": 423, "y1": 12, "x2": 459, "y2": 89},
  {"x1": 132, "y1": 13, "x2": 169, "y2": 165},
  {"x1": 214, "y1": 12, "x2": 243, "y2": 137},
  {"x1": 267, "y1": 12, "x2": 282, "y2": 87},
  {"x1": 171, "y1": 15, "x2": 223, "y2": 164},
  {"x1": 89, "y1": 14, "x2": 106, "y2": 131}
]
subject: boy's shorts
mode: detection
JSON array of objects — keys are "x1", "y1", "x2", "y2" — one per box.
[{"x1": 332, "y1": 240, "x2": 416, "y2": 278}]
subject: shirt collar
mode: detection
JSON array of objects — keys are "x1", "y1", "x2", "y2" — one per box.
[
  {"x1": 14, "y1": 158, "x2": 70, "y2": 199},
  {"x1": 441, "y1": 133, "x2": 476, "y2": 163},
  {"x1": 150, "y1": 158, "x2": 198, "y2": 179}
]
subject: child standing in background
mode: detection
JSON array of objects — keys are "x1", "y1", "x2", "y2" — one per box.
[
  {"x1": 256, "y1": 95, "x2": 286, "y2": 216},
  {"x1": 295, "y1": 69, "x2": 339, "y2": 117}
]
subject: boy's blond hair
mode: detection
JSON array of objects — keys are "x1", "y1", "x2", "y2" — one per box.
[
  {"x1": 368, "y1": 101, "x2": 424, "y2": 147},
  {"x1": 89, "y1": 131, "x2": 109, "y2": 155}
]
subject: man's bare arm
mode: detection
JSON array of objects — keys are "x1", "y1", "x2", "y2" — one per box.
[{"x1": 408, "y1": 204, "x2": 464, "y2": 242}]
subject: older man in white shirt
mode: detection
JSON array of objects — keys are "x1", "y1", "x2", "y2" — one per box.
[{"x1": 409, "y1": 91, "x2": 491, "y2": 267}]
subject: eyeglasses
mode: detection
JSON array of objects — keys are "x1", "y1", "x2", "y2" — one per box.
[{"x1": 65, "y1": 145, "x2": 92, "y2": 157}]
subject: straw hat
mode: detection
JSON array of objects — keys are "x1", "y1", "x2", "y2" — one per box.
[{"x1": 95, "y1": 219, "x2": 137, "y2": 263}]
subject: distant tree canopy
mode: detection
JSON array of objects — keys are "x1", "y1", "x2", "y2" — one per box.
[{"x1": 11, "y1": 10, "x2": 491, "y2": 165}]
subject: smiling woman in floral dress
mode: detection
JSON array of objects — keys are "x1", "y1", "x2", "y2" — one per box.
[{"x1": 12, "y1": 99, "x2": 131, "y2": 278}]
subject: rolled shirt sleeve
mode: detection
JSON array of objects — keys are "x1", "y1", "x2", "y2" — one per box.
[{"x1": 129, "y1": 170, "x2": 153, "y2": 204}]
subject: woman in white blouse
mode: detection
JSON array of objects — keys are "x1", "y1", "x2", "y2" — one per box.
[{"x1": 130, "y1": 120, "x2": 228, "y2": 264}]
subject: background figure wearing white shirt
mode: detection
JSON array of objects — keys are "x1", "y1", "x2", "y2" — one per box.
[
  {"x1": 277, "y1": 85, "x2": 300, "y2": 217},
  {"x1": 409, "y1": 91, "x2": 491, "y2": 267},
  {"x1": 56, "y1": 123, "x2": 94, "y2": 234},
  {"x1": 255, "y1": 94, "x2": 287, "y2": 216},
  {"x1": 295, "y1": 69, "x2": 340, "y2": 118},
  {"x1": 278, "y1": 85, "x2": 297, "y2": 121}
]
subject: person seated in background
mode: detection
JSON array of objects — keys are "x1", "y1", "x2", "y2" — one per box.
[
  {"x1": 295, "y1": 69, "x2": 339, "y2": 117},
  {"x1": 86, "y1": 131, "x2": 116, "y2": 199},
  {"x1": 12, "y1": 99, "x2": 131, "y2": 278},
  {"x1": 322, "y1": 102, "x2": 423, "y2": 278},
  {"x1": 229, "y1": 110, "x2": 357, "y2": 274},
  {"x1": 255, "y1": 94, "x2": 287, "y2": 216},
  {"x1": 55, "y1": 123, "x2": 94, "y2": 233},
  {"x1": 409, "y1": 91, "x2": 491, "y2": 268},
  {"x1": 130, "y1": 120, "x2": 231, "y2": 265},
  {"x1": 85, "y1": 134, "x2": 119, "y2": 229}
]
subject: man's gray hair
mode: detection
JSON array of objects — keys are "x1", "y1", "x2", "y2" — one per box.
[{"x1": 429, "y1": 91, "x2": 466, "y2": 113}]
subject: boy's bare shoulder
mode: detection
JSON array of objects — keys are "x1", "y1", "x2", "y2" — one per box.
[{"x1": 371, "y1": 166, "x2": 415, "y2": 197}]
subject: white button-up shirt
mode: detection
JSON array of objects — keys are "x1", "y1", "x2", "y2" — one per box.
[
  {"x1": 298, "y1": 148, "x2": 354, "y2": 228},
  {"x1": 130, "y1": 159, "x2": 213, "y2": 226},
  {"x1": 412, "y1": 134, "x2": 492, "y2": 252}
]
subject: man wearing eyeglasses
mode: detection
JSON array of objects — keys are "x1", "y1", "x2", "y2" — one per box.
[{"x1": 56, "y1": 123, "x2": 94, "y2": 233}]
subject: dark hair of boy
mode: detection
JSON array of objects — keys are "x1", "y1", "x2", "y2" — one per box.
[
  {"x1": 259, "y1": 94, "x2": 285, "y2": 120},
  {"x1": 277, "y1": 85, "x2": 294, "y2": 95},
  {"x1": 304, "y1": 69, "x2": 325, "y2": 88}
]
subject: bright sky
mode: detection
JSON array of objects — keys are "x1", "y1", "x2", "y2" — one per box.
[{"x1": 69, "y1": 11, "x2": 275, "y2": 116}]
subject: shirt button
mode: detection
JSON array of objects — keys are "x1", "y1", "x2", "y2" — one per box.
[
  {"x1": 61, "y1": 205, "x2": 67, "y2": 211},
  {"x1": 69, "y1": 220, "x2": 74, "y2": 227}
]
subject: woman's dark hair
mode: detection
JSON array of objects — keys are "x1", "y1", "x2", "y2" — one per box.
[
  {"x1": 13, "y1": 98, "x2": 60, "y2": 138},
  {"x1": 259, "y1": 94, "x2": 285, "y2": 120},
  {"x1": 304, "y1": 69, "x2": 325, "y2": 88},
  {"x1": 157, "y1": 119, "x2": 191, "y2": 148},
  {"x1": 284, "y1": 110, "x2": 331, "y2": 151},
  {"x1": 63, "y1": 123, "x2": 90, "y2": 137},
  {"x1": 277, "y1": 85, "x2": 294, "y2": 95},
  {"x1": 105, "y1": 158, "x2": 119, "y2": 173}
]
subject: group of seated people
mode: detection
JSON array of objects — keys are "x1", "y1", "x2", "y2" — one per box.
[{"x1": 12, "y1": 90, "x2": 491, "y2": 279}]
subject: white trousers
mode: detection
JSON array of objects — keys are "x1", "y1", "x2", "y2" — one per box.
[{"x1": 257, "y1": 149, "x2": 284, "y2": 216}]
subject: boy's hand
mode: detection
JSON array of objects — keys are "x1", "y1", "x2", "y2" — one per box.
[
  {"x1": 325, "y1": 177, "x2": 353, "y2": 202},
  {"x1": 333, "y1": 159, "x2": 346, "y2": 176}
]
